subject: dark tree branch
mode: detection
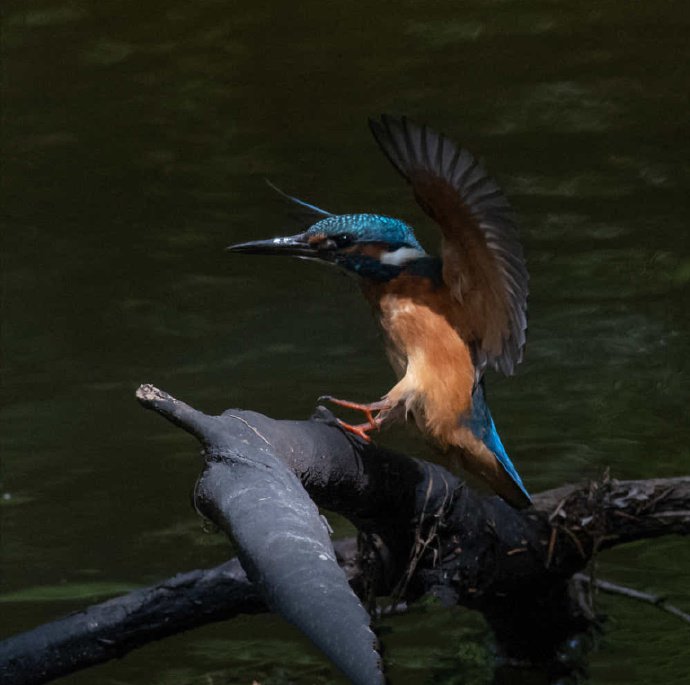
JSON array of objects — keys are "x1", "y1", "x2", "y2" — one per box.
[
  {"x1": 0, "y1": 560, "x2": 262, "y2": 685},
  {"x1": 134, "y1": 387, "x2": 384, "y2": 685},
  {"x1": 1, "y1": 386, "x2": 688, "y2": 685},
  {"x1": 573, "y1": 573, "x2": 690, "y2": 625}
]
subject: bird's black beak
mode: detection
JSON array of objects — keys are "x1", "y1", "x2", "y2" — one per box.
[{"x1": 226, "y1": 232, "x2": 319, "y2": 258}]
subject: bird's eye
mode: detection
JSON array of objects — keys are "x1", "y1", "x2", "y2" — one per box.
[{"x1": 333, "y1": 234, "x2": 352, "y2": 247}]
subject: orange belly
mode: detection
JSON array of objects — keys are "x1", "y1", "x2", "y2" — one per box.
[{"x1": 362, "y1": 275, "x2": 475, "y2": 446}]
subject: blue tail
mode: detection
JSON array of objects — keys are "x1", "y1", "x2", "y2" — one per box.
[{"x1": 466, "y1": 382, "x2": 531, "y2": 508}]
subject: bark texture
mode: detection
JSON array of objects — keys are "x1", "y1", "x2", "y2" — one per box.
[{"x1": 1, "y1": 386, "x2": 688, "y2": 685}]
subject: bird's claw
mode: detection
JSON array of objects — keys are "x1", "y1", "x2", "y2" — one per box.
[
  {"x1": 335, "y1": 419, "x2": 373, "y2": 443},
  {"x1": 318, "y1": 395, "x2": 384, "y2": 433}
]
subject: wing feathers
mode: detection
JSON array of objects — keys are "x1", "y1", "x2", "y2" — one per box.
[{"x1": 369, "y1": 115, "x2": 528, "y2": 376}]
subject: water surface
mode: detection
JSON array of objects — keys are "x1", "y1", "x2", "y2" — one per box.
[{"x1": 2, "y1": 1, "x2": 689, "y2": 683}]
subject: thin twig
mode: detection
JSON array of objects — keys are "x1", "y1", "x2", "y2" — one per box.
[
  {"x1": 561, "y1": 524, "x2": 587, "y2": 559},
  {"x1": 645, "y1": 486, "x2": 675, "y2": 512},
  {"x1": 650, "y1": 511, "x2": 690, "y2": 519},
  {"x1": 548, "y1": 494, "x2": 569, "y2": 522},
  {"x1": 573, "y1": 573, "x2": 690, "y2": 625},
  {"x1": 572, "y1": 574, "x2": 597, "y2": 621},
  {"x1": 545, "y1": 526, "x2": 558, "y2": 568}
]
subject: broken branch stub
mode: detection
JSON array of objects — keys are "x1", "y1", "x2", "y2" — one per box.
[{"x1": 137, "y1": 384, "x2": 385, "y2": 685}]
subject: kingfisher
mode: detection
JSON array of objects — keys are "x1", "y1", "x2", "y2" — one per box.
[{"x1": 228, "y1": 116, "x2": 530, "y2": 509}]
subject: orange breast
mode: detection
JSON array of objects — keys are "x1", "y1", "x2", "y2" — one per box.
[{"x1": 361, "y1": 274, "x2": 475, "y2": 446}]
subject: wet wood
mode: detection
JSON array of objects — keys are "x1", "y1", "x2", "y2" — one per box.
[{"x1": 1, "y1": 386, "x2": 688, "y2": 685}]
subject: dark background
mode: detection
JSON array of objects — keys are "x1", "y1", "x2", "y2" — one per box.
[{"x1": 2, "y1": 1, "x2": 689, "y2": 683}]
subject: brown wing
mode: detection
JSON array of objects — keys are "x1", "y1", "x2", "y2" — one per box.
[{"x1": 369, "y1": 115, "x2": 528, "y2": 376}]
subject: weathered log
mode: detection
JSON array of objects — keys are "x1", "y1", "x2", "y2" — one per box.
[{"x1": 1, "y1": 386, "x2": 688, "y2": 685}]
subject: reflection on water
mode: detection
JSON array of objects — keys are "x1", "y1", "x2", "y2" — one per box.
[{"x1": 2, "y1": 0, "x2": 689, "y2": 683}]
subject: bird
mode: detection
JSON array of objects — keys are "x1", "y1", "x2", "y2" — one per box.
[{"x1": 227, "y1": 115, "x2": 530, "y2": 509}]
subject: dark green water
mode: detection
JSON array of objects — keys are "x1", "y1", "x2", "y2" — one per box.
[{"x1": 2, "y1": 1, "x2": 689, "y2": 683}]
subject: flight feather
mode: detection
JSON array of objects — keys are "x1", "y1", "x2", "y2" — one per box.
[{"x1": 368, "y1": 115, "x2": 528, "y2": 375}]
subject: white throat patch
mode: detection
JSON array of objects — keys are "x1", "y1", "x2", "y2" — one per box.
[{"x1": 379, "y1": 246, "x2": 426, "y2": 266}]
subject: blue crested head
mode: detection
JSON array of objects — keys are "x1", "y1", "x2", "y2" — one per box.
[
  {"x1": 228, "y1": 212, "x2": 429, "y2": 282},
  {"x1": 306, "y1": 214, "x2": 423, "y2": 251},
  {"x1": 304, "y1": 214, "x2": 425, "y2": 280}
]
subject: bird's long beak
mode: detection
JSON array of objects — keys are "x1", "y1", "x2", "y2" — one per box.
[{"x1": 226, "y1": 232, "x2": 318, "y2": 258}]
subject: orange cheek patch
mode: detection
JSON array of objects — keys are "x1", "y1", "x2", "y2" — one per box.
[
  {"x1": 360, "y1": 245, "x2": 384, "y2": 259},
  {"x1": 343, "y1": 244, "x2": 385, "y2": 259},
  {"x1": 307, "y1": 233, "x2": 327, "y2": 245}
]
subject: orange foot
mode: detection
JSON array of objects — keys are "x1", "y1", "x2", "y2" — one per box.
[
  {"x1": 318, "y1": 396, "x2": 388, "y2": 441},
  {"x1": 334, "y1": 419, "x2": 375, "y2": 442}
]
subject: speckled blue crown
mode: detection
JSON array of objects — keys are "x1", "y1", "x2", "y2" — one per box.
[{"x1": 307, "y1": 214, "x2": 423, "y2": 250}]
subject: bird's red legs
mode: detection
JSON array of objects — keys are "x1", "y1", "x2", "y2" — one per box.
[{"x1": 318, "y1": 396, "x2": 389, "y2": 442}]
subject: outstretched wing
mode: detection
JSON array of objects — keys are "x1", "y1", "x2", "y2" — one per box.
[
  {"x1": 265, "y1": 179, "x2": 334, "y2": 228},
  {"x1": 369, "y1": 115, "x2": 528, "y2": 376}
]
